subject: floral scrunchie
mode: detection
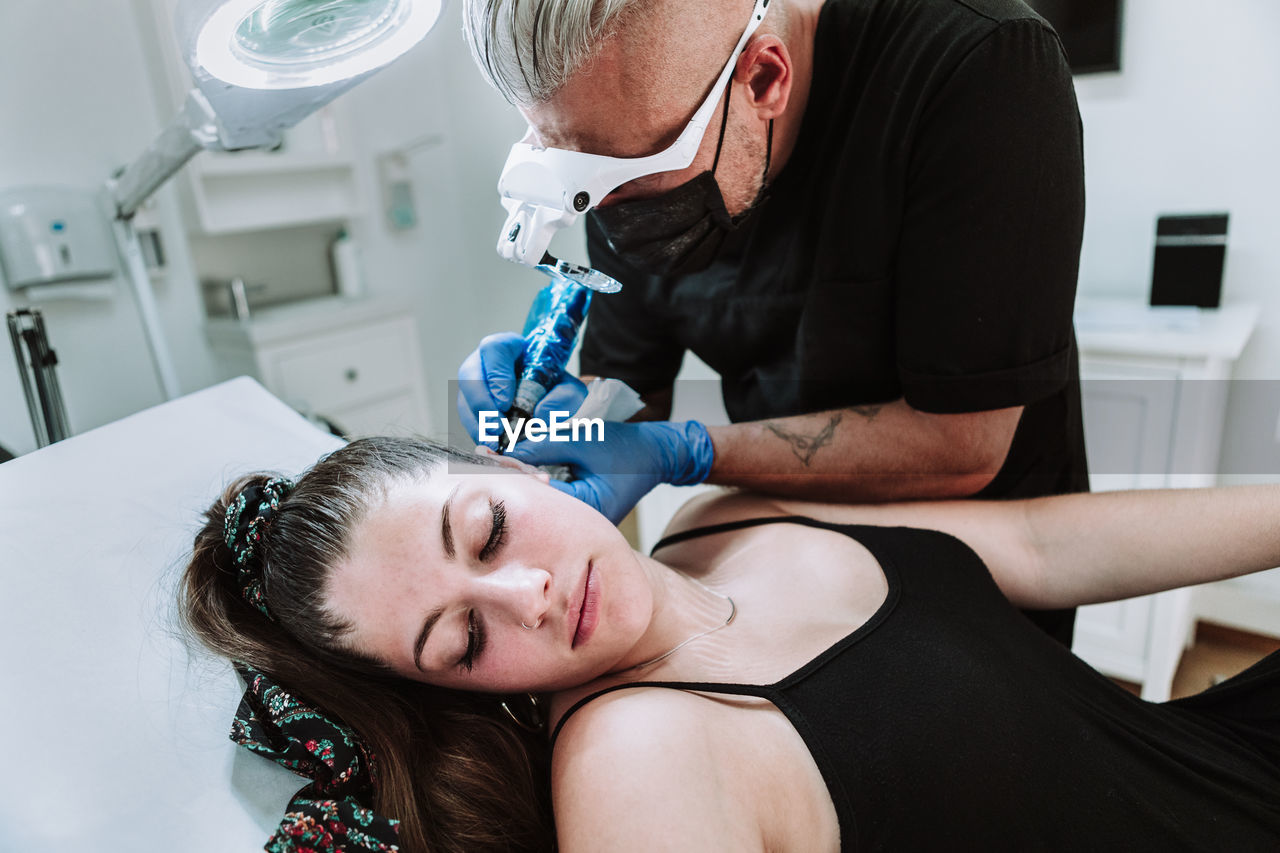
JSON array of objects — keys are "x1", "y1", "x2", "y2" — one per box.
[
  {"x1": 223, "y1": 477, "x2": 294, "y2": 618},
  {"x1": 231, "y1": 664, "x2": 401, "y2": 852}
]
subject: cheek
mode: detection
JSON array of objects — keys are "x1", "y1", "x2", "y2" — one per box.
[
  {"x1": 596, "y1": 551, "x2": 651, "y2": 646},
  {"x1": 489, "y1": 628, "x2": 545, "y2": 679},
  {"x1": 522, "y1": 480, "x2": 611, "y2": 537},
  {"x1": 602, "y1": 167, "x2": 699, "y2": 205}
]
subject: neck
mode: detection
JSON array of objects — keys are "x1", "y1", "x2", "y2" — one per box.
[
  {"x1": 767, "y1": 0, "x2": 825, "y2": 180},
  {"x1": 612, "y1": 554, "x2": 735, "y2": 675}
]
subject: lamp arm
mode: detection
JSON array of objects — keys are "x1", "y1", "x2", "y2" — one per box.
[
  {"x1": 102, "y1": 89, "x2": 222, "y2": 402},
  {"x1": 110, "y1": 89, "x2": 222, "y2": 220}
]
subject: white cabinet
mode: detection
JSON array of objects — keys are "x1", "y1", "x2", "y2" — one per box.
[
  {"x1": 1071, "y1": 301, "x2": 1259, "y2": 700},
  {"x1": 205, "y1": 297, "x2": 430, "y2": 437}
]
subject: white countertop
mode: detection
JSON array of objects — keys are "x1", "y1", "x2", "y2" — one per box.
[
  {"x1": 1074, "y1": 299, "x2": 1260, "y2": 360},
  {"x1": 204, "y1": 294, "x2": 416, "y2": 348}
]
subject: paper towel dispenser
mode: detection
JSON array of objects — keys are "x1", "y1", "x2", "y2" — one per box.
[{"x1": 0, "y1": 187, "x2": 116, "y2": 289}]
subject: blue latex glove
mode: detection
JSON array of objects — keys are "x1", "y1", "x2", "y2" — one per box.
[
  {"x1": 507, "y1": 420, "x2": 715, "y2": 524},
  {"x1": 456, "y1": 332, "x2": 588, "y2": 447}
]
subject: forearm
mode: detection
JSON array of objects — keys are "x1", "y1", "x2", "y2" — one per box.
[
  {"x1": 704, "y1": 399, "x2": 1021, "y2": 502},
  {"x1": 1026, "y1": 485, "x2": 1280, "y2": 608}
]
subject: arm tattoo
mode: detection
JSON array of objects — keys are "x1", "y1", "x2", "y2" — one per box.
[
  {"x1": 851, "y1": 404, "x2": 883, "y2": 421},
  {"x1": 764, "y1": 413, "x2": 843, "y2": 466}
]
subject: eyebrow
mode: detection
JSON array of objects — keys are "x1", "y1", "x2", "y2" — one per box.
[
  {"x1": 440, "y1": 483, "x2": 460, "y2": 559},
  {"x1": 417, "y1": 484, "x2": 463, "y2": 672},
  {"x1": 413, "y1": 608, "x2": 445, "y2": 673}
]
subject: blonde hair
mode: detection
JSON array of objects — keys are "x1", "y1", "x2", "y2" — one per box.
[
  {"x1": 463, "y1": 0, "x2": 789, "y2": 108},
  {"x1": 462, "y1": 0, "x2": 653, "y2": 105}
]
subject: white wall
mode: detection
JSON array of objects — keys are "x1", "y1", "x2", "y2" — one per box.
[
  {"x1": 338, "y1": 1, "x2": 547, "y2": 438},
  {"x1": 339, "y1": 0, "x2": 593, "y2": 437},
  {"x1": 1073, "y1": 0, "x2": 1280, "y2": 627},
  {"x1": 1074, "y1": 0, "x2": 1280, "y2": 474},
  {"x1": 0, "y1": 1, "x2": 581, "y2": 453},
  {"x1": 0, "y1": 0, "x2": 219, "y2": 455}
]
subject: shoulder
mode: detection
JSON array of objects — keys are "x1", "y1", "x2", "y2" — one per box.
[
  {"x1": 551, "y1": 688, "x2": 762, "y2": 851},
  {"x1": 820, "y1": 0, "x2": 1068, "y2": 83},
  {"x1": 940, "y1": 0, "x2": 1053, "y2": 28},
  {"x1": 821, "y1": 0, "x2": 1056, "y2": 45},
  {"x1": 663, "y1": 489, "x2": 1041, "y2": 602},
  {"x1": 552, "y1": 685, "x2": 713, "y2": 764},
  {"x1": 661, "y1": 488, "x2": 789, "y2": 541},
  {"x1": 812, "y1": 0, "x2": 1074, "y2": 146},
  {"x1": 664, "y1": 487, "x2": 896, "y2": 541}
]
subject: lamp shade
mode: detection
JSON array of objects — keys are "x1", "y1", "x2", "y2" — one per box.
[
  {"x1": 190, "y1": 0, "x2": 443, "y2": 90},
  {"x1": 172, "y1": 0, "x2": 442, "y2": 149}
]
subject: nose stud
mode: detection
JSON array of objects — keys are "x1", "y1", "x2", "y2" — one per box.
[{"x1": 522, "y1": 618, "x2": 542, "y2": 630}]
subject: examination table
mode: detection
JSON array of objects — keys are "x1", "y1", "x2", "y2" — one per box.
[{"x1": 0, "y1": 377, "x2": 344, "y2": 850}]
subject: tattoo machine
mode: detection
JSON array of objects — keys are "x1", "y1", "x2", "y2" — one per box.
[{"x1": 497, "y1": 267, "x2": 594, "y2": 452}]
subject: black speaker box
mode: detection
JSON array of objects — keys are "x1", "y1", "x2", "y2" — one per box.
[{"x1": 1149, "y1": 213, "x2": 1228, "y2": 309}]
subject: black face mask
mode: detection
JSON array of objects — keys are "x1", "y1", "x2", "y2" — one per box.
[{"x1": 593, "y1": 89, "x2": 774, "y2": 278}]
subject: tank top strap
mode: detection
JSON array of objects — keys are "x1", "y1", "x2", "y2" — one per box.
[
  {"x1": 549, "y1": 680, "x2": 772, "y2": 749},
  {"x1": 651, "y1": 514, "x2": 882, "y2": 555}
]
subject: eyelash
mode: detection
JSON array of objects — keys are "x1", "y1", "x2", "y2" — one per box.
[
  {"x1": 479, "y1": 499, "x2": 507, "y2": 562},
  {"x1": 459, "y1": 500, "x2": 506, "y2": 671},
  {"x1": 460, "y1": 610, "x2": 486, "y2": 672}
]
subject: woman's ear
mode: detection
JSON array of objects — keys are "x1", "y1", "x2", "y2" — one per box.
[
  {"x1": 736, "y1": 35, "x2": 791, "y2": 120},
  {"x1": 475, "y1": 445, "x2": 552, "y2": 484}
]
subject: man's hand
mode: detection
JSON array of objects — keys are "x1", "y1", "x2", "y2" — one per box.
[
  {"x1": 456, "y1": 332, "x2": 588, "y2": 446},
  {"x1": 507, "y1": 420, "x2": 715, "y2": 524}
]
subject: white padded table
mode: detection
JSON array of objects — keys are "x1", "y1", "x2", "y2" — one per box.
[{"x1": 0, "y1": 377, "x2": 345, "y2": 851}]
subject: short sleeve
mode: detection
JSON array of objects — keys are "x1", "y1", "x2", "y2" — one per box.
[
  {"x1": 895, "y1": 18, "x2": 1084, "y2": 415},
  {"x1": 579, "y1": 215, "x2": 686, "y2": 393}
]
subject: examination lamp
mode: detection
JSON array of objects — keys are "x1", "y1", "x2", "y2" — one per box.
[
  {"x1": 106, "y1": 0, "x2": 442, "y2": 399},
  {"x1": 114, "y1": 0, "x2": 443, "y2": 218},
  {"x1": 493, "y1": 0, "x2": 771, "y2": 291}
]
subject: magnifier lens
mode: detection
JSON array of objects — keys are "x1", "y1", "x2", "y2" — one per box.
[
  {"x1": 234, "y1": 0, "x2": 405, "y2": 66},
  {"x1": 538, "y1": 258, "x2": 623, "y2": 294}
]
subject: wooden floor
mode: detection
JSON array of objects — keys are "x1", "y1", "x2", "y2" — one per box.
[{"x1": 1113, "y1": 622, "x2": 1280, "y2": 699}]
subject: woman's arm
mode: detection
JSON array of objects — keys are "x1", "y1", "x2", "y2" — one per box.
[
  {"x1": 672, "y1": 485, "x2": 1280, "y2": 610},
  {"x1": 1019, "y1": 485, "x2": 1280, "y2": 608}
]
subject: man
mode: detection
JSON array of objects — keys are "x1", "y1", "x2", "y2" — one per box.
[{"x1": 458, "y1": 0, "x2": 1087, "y2": 643}]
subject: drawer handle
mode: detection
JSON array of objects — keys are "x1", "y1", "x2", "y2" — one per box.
[{"x1": 344, "y1": 368, "x2": 359, "y2": 383}]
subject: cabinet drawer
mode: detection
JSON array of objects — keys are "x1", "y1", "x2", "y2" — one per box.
[{"x1": 269, "y1": 323, "x2": 412, "y2": 412}]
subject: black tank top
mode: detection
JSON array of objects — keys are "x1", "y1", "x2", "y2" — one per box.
[{"x1": 550, "y1": 517, "x2": 1280, "y2": 851}]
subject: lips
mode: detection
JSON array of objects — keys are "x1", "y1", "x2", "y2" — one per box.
[{"x1": 572, "y1": 560, "x2": 599, "y2": 648}]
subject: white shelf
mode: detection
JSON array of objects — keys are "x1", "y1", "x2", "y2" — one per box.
[{"x1": 196, "y1": 152, "x2": 354, "y2": 178}]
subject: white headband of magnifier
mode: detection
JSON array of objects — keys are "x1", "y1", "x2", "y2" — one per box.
[{"x1": 494, "y1": 0, "x2": 772, "y2": 291}]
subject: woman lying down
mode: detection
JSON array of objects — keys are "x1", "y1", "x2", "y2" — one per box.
[{"x1": 182, "y1": 437, "x2": 1280, "y2": 852}]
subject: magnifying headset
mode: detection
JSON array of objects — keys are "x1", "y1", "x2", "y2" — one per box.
[{"x1": 494, "y1": 0, "x2": 772, "y2": 293}]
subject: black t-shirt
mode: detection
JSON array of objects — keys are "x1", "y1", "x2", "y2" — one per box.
[{"x1": 580, "y1": 0, "x2": 1089, "y2": 501}]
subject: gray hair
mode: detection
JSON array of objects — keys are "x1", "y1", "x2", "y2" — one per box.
[{"x1": 462, "y1": 0, "x2": 646, "y2": 105}]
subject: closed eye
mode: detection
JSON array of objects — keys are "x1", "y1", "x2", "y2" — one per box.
[
  {"x1": 459, "y1": 610, "x2": 486, "y2": 672},
  {"x1": 480, "y1": 499, "x2": 507, "y2": 562}
]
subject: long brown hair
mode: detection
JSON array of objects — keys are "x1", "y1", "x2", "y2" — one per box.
[{"x1": 179, "y1": 437, "x2": 555, "y2": 852}]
